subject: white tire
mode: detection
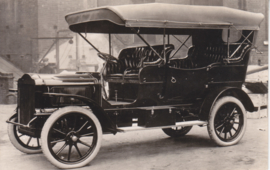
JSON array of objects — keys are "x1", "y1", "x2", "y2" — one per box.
[
  {"x1": 7, "y1": 117, "x2": 42, "y2": 154},
  {"x1": 208, "y1": 96, "x2": 247, "y2": 146},
  {"x1": 41, "y1": 106, "x2": 102, "y2": 169}
]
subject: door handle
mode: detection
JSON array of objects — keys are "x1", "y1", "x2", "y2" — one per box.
[{"x1": 171, "y1": 77, "x2": 176, "y2": 83}]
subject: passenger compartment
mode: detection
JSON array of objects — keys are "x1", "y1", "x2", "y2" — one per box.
[
  {"x1": 169, "y1": 44, "x2": 250, "y2": 69},
  {"x1": 104, "y1": 44, "x2": 174, "y2": 83}
]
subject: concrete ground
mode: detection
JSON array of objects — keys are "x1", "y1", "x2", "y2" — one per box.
[{"x1": 0, "y1": 105, "x2": 268, "y2": 170}]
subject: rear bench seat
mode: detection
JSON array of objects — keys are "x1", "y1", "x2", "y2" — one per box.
[
  {"x1": 104, "y1": 44, "x2": 174, "y2": 83},
  {"x1": 169, "y1": 44, "x2": 250, "y2": 69}
]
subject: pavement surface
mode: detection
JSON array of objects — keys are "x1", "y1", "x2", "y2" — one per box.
[{"x1": 0, "y1": 105, "x2": 268, "y2": 170}]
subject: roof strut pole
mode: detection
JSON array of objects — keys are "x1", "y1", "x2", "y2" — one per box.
[
  {"x1": 172, "y1": 35, "x2": 189, "y2": 48},
  {"x1": 227, "y1": 28, "x2": 230, "y2": 58},
  {"x1": 131, "y1": 28, "x2": 164, "y2": 60},
  {"x1": 229, "y1": 30, "x2": 253, "y2": 58},
  {"x1": 78, "y1": 32, "x2": 101, "y2": 53},
  {"x1": 163, "y1": 28, "x2": 166, "y2": 63},
  {"x1": 171, "y1": 35, "x2": 191, "y2": 58},
  {"x1": 109, "y1": 33, "x2": 112, "y2": 55},
  {"x1": 232, "y1": 26, "x2": 262, "y2": 53}
]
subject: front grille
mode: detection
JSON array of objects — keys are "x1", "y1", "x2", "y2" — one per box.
[{"x1": 18, "y1": 75, "x2": 35, "y2": 125}]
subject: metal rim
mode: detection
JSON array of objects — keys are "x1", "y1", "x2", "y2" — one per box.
[
  {"x1": 47, "y1": 112, "x2": 98, "y2": 164},
  {"x1": 214, "y1": 102, "x2": 244, "y2": 142},
  {"x1": 13, "y1": 118, "x2": 41, "y2": 150}
]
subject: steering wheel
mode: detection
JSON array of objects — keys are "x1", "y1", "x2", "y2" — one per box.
[{"x1": 98, "y1": 52, "x2": 118, "y2": 63}]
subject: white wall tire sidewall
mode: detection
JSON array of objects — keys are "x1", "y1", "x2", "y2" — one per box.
[
  {"x1": 41, "y1": 106, "x2": 102, "y2": 169},
  {"x1": 208, "y1": 96, "x2": 247, "y2": 146},
  {"x1": 7, "y1": 117, "x2": 42, "y2": 154}
]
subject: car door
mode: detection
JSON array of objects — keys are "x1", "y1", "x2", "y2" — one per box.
[{"x1": 164, "y1": 67, "x2": 209, "y2": 101}]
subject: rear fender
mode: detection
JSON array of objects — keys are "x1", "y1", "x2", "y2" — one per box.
[
  {"x1": 199, "y1": 87, "x2": 254, "y2": 120},
  {"x1": 43, "y1": 93, "x2": 117, "y2": 134}
]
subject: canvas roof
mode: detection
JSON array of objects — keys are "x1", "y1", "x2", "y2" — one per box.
[{"x1": 65, "y1": 3, "x2": 264, "y2": 34}]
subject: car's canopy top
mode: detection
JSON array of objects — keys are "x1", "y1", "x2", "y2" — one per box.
[{"x1": 65, "y1": 3, "x2": 264, "y2": 34}]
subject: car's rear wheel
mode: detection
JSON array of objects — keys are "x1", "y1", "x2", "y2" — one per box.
[
  {"x1": 208, "y1": 96, "x2": 247, "y2": 146},
  {"x1": 7, "y1": 117, "x2": 42, "y2": 154},
  {"x1": 41, "y1": 106, "x2": 102, "y2": 169},
  {"x1": 162, "y1": 126, "x2": 192, "y2": 137}
]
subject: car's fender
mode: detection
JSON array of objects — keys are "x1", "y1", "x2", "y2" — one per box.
[
  {"x1": 43, "y1": 93, "x2": 118, "y2": 134},
  {"x1": 199, "y1": 87, "x2": 254, "y2": 120}
]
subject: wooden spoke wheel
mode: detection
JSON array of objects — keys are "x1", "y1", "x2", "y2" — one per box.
[
  {"x1": 208, "y1": 96, "x2": 247, "y2": 146},
  {"x1": 8, "y1": 117, "x2": 42, "y2": 154},
  {"x1": 41, "y1": 106, "x2": 102, "y2": 169}
]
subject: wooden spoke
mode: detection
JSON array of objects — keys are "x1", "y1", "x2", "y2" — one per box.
[
  {"x1": 53, "y1": 128, "x2": 66, "y2": 136},
  {"x1": 18, "y1": 134, "x2": 24, "y2": 138},
  {"x1": 218, "y1": 127, "x2": 225, "y2": 135},
  {"x1": 74, "y1": 144, "x2": 82, "y2": 158},
  {"x1": 27, "y1": 137, "x2": 32, "y2": 146},
  {"x1": 76, "y1": 121, "x2": 89, "y2": 133},
  {"x1": 56, "y1": 143, "x2": 67, "y2": 155},
  {"x1": 229, "y1": 130, "x2": 233, "y2": 137},
  {"x1": 80, "y1": 133, "x2": 94, "y2": 137},
  {"x1": 78, "y1": 140, "x2": 92, "y2": 148},
  {"x1": 229, "y1": 107, "x2": 236, "y2": 117},
  {"x1": 216, "y1": 123, "x2": 225, "y2": 130},
  {"x1": 51, "y1": 139, "x2": 65, "y2": 144},
  {"x1": 68, "y1": 145, "x2": 72, "y2": 161}
]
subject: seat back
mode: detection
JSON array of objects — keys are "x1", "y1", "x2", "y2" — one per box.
[
  {"x1": 105, "y1": 44, "x2": 174, "y2": 75},
  {"x1": 169, "y1": 44, "x2": 250, "y2": 69}
]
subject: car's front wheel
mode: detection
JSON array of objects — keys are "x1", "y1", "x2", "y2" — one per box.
[
  {"x1": 207, "y1": 96, "x2": 247, "y2": 146},
  {"x1": 41, "y1": 106, "x2": 102, "y2": 169},
  {"x1": 7, "y1": 117, "x2": 42, "y2": 154}
]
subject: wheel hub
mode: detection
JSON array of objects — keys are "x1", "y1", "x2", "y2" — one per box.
[
  {"x1": 66, "y1": 132, "x2": 79, "y2": 144},
  {"x1": 71, "y1": 135, "x2": 78, "y2": 142},
  {"x1": 223, "y1": 118, "x2": 235, "y2": 133}
]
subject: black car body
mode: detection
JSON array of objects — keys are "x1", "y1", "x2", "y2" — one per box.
[{"x1": 7, "y1": 3, "x2": 264, "y2": 169}]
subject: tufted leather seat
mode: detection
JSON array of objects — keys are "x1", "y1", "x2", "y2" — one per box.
[
  {"x1": 104, "y1": 44, "x2": 174, "y2": 82},
  {"x1": 169, "y1": 44, "x2": 250, "y2": 69}
]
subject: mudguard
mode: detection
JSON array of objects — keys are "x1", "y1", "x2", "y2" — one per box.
[
  {"x1": 199, "y1": 87, "x2": 254, "y2": 120},
  {"x1": 43, "y1": 93, "x2": 118, "y2": 134},
  {"x1": 7, "y1": 112, "x2": 18, "y2": 122}
]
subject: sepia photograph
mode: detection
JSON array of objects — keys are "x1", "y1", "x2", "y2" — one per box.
[{"x1": 0, "y1": 0, "x2": 268, "y2": 169}]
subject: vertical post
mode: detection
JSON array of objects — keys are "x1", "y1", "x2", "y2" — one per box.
[
  {"x1": 227, "y1": 28, "x2": 230, "y2": 58},
  {"x1": 56, "y1": 32, "x2": 60, "y2": 72},
  {"x1": 163, "y1": 28, "x2": 166, "y2": 63},
  {"x1": 109, "y1": 33, "x2": 111, "y2": 55},
  {"x1": 167, "y1": 34, "x2": 170, "y2": 44},
  {"x1": 76, "y1": 33, "x2": 79, "y2": 71}
]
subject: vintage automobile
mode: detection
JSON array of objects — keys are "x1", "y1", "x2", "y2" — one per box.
[{"x1": 6, "y1": 3, "x2": 264, "y2": 169}]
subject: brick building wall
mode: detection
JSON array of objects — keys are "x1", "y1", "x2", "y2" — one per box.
[{"x1": 0, "y1": 0, "x2": 38, "y2": 72}]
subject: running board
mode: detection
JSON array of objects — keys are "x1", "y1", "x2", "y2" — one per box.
[{"x1": 118, "y1": 120, "x2": 208, "y2": 132}]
